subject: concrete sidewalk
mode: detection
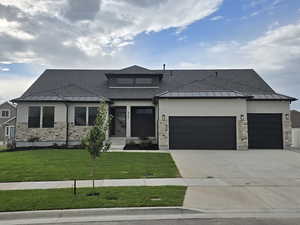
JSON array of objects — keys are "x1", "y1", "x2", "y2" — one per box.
[
  {"x1": 1, "y1": 177, "x2": 300, "y2": 190},
  {"x1": 0, "y1": 178, "x2": 223, "y2": 190}
]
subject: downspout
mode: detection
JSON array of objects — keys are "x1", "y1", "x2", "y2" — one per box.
[
  {"x1": 153, "y1": 96, "x2": 159, "y2": 147},
  {"x1": 64, "y1": 102, "x2": 69, "y2": 147}
]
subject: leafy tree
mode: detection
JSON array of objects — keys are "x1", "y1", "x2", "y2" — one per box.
[{"x1": 81, "y1": 101, "x2": 111, "y2": 189}]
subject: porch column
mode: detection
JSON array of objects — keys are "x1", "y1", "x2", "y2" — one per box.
[{"x1": 126, "y1": 106, "x2": 131, "y2": 138}]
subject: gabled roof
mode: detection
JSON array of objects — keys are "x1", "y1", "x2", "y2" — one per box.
[
  {"x1": 12, "y1": 66, "x2": 297, "y2": 102},
  {"x1": 0, "y1": 101, "x2": 16, "y2": 108},
  {"x1": 118, "y1": 65, "x2": 153, "y2": 74},
  {"x1": 105, "y1": 65, "x2": 163, "y2": 79}
]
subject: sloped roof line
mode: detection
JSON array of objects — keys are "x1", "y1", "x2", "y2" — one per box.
[
  {"x1": 0, "y1": 101, "x2": 16, "y2": 108},
  {"x1": 120, "y1": 65, "x2": 151, "y2": 72},
  {"x1": 0, "y1": 116, "x2": 16, "y2": 126}
]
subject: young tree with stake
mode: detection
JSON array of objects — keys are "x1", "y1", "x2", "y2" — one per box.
[{"x1": 82, "y1": 101, "x2": 111, "y2": 190}]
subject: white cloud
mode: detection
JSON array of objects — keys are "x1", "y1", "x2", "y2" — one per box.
[
  {"x1": 209, "y1": 15, "x2": 224, "y2": 21},
  {"x1": 0, "y1": 18, "x2": 35, "y2": 40},
  {"x1": 0, "y1": 67, "x2": 10, "y2": 72},
  {"x1": 0, "y1": 75, "x2": 35, "y2": 102},
  {"x1": 0, "y1": 0, "x2": 223, "y2": 67}
]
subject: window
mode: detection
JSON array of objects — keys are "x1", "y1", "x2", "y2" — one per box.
[
  {"x1": 116, "y1": 78, "x2": 134, "y2": 85},
  {"x1": 88, "y1": 107, "x2": 98, "y2": 126},
  {"x1": 135, "y1": 108, "x2": 154, "y2": 114},
  {"x1": 5, "y1": 126, "x2": 15, "y2": 137},
  {"x1": 75, "y1": 107, "x2": 99, "y2": 126},
  {"x1": 110, "y1": 76, "x2": 157, "y2": 87},
  {"x1": 28, "y1": 106, "x2": 55, "y2": 128},
  {"x1": 42, "y1": 106, "x2": 54, "y2": 128},
  {"x1": 28, "y1": 106, "x2": 41, "y2": 128},
  {"x1": 1, "y1": 110, "x2": 10, "y2": 118},
  {"x1": 75, "y1": 107, "x2": 86, "y2": 126},
  {"x1": 135, "y1": 78, "x2": 153, "y2": 85},
  {"x1": 5, "y1": 126, "x2": 9, "y2": 136}
]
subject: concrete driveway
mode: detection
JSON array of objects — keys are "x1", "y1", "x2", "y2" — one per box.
[{"x1": 171, "y1": 150, "x2": 300, "y2": 211}]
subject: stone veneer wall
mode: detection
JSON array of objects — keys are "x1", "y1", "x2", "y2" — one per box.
[
  {"x1": 282, "y1": 114, "x2": 292, "y2": 149},
  {"x1": 68, "y1": 122, "x2": 92, "y2": 142},
  {"x1": 16, "y1": 122, "x2": 98, "y2": 146},
  {"x1": 16, "y1": 122, "x2": 66, "y2": 143},
  {"x1": 158, "y1": 119, "x2": 169, "y2": 150},
  {"x1": 237, "y1": 119, "x2": 248, "y2": 150}
]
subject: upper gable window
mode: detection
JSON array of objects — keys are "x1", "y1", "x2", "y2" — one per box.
[
  {"x1": 116, "y1": 78, "x2": 134, "y2": 85},
  {"x1": 0, "y1": 109, "x2": 10, "y2": 118},
  {"x1": 110, "y1": 76, "x2": 158, "y2": 88},
  {"x1": 135, "y1": 78, "x2": 153, "y2": 85}
]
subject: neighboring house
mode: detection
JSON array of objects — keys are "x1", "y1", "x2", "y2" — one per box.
[
  {"x1": 12, "y1": 65, "x2": 297, "y2": 150},
  {"x1": 291, "y1": 110, "x2": 300, "y2": 148},
  {"x1": 0, "y1": 101, "x2": 17, "y2": 146}
]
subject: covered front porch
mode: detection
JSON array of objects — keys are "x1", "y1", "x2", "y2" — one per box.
[{"x1": 108, "y1": 100, "x2": 157, "y2": 150}]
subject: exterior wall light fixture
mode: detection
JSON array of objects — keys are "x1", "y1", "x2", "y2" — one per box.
[
  {"x1": 285, "y1": 113, "x2": 289, "y2": 120},
  {"x1": 240, "y1": 114, "x2": 244, "y2": 121},
  {"x1": 162, "y1": 114, "x2": 166, "y2": 121}
]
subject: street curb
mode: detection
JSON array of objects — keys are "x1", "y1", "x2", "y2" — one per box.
[{"x1": 1, "y1": 207, "x2": 300, "y2": 225}]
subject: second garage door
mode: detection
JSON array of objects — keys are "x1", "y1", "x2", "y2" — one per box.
[
  {"x1": 248, "y1": 113, "x2": 283, "y2": 149},
  {"x1": 169, "y1": 116, "x2": 236, "y2": 150}
]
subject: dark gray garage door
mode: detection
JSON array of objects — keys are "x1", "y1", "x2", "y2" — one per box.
[
  {"x1": 169, "y1": 116, "x2": 236, "y2": 150},
  {"x1": 247, "y1": 113, "x2": 283, "y2": 149}
]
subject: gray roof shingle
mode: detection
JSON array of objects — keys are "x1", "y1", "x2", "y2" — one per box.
[{"x1": 12, "y1": 66, "x2": 297, "y2": 102}]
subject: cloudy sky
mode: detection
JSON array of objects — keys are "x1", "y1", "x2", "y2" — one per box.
[{"x1": 0, "y1": 0, "x2": 300, "y2": 109}]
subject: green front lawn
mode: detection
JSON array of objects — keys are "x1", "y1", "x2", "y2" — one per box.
[
  {"x1": 0, "y1": 186, "x2": 186, "y2": 212},
  {"x1": 0, "y1": 149, "x2": 180, "y2": 182}
]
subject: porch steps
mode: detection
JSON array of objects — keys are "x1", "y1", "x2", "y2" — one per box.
[{"x1": 109, "y1": 137, "x2": 126, "y2": 151}]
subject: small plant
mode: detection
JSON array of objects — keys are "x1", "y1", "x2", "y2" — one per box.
[
  {"x1": 6, "y1": 141, "x2": 16, "y2": 150},
  {"x1": 81, "y1": 101, "x2": 112, "y2": 193}
]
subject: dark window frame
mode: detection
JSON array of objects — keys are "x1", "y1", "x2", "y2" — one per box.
[
  {"x1": 131, "y1": 106, "x2": 155, "y2": 137},
  {"x1": 42, "y1": 106, "x2": 55, "y2": 128},
  {"x1": 109, "y1": 76, "x2": 158, "y2": 87},
  {"x1": 88, "y1": 107, "x2": 98, "y2": 126},
  {"x1": 1, "y1": 109, "x2": 10, "y2": 118},
  {"x1": 75, "y1": 107, "x2": 87, "y2": 126},
  {"x1": 28, "y1": 106, "x2": 41, "y2": 128}
]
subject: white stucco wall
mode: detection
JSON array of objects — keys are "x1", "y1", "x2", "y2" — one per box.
[
  {"x1": 159, "y1": 99, "x2": 247, "y2": 117},
  {"x1": 247, "y1": 101, "x2": 290, "y2": 114},
  {"x1": 292, "y1": 128, "x2": 300, "y2": 148}
]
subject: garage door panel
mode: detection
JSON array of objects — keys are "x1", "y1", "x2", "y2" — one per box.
[
  {"x1": 248, "y1": 113, "x2": 283, "y2": 149},
  {"x1": 169, "y1": 116, "x2": 236, "y2": 150}
]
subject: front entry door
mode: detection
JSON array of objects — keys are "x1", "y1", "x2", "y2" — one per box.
[
  {"x1": 110, "y1": 107, "x2": 126, "y2": 137},
  {"x1": 131, "y1": 107, "x2": 155, "y2": 137}
]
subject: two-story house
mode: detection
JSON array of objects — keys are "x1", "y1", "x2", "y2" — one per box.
[{"x1": 0, "y1": 101, "x2": 17, "y2": 146}]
